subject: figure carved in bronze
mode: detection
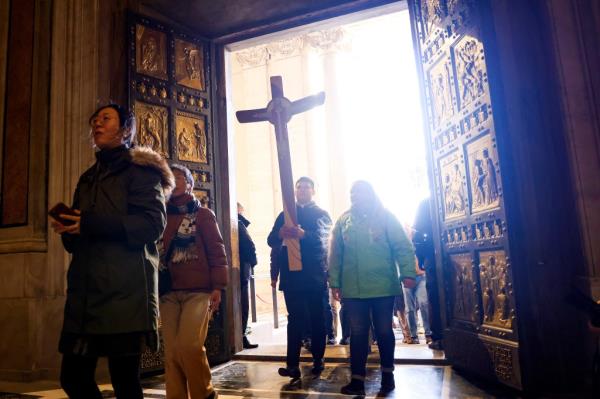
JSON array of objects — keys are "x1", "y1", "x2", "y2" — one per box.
[
  {"x1": 136, "y1": 25, "x2": 167, "y2": 80},
  {"x1": 175, "y1": 39, "x2": 205, "y2": 91},
  {"x1": 135, "y1": 102, "x2": 168, "y2": 157},
  {"x1": 176, "y1": 113, "x2": 207, "y2": 163},
  {"x1": 456, "y1": 39, "x2": 485, "y2": 107}
]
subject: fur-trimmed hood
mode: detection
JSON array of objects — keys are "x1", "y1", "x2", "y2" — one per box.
[{"x1": 130, "y1": 146, "x2": 175, "y2": 198}]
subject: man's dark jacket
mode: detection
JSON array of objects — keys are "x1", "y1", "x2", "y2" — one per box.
[
  {"x1": 267, "y1": 202, "x2": 331, "y2": 291},
  {"x1": 238, "y1": 214, "x2": 257, "y2": 282},
  {"x1": 61, "y1": 145, "x2": 174, "y2": 336}
]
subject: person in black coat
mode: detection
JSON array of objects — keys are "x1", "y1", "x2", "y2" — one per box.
[
  {"x1": 413, "y1": 198, "x2": 444, "y2": 350},
  {"x1": 238, "y1": 202, "x2": 259, "y2": 349},
  {"x1": 50, "y1": 104, "x2": 174, "y2": 399},
  {"x1": 268, "y1": 176, "x2": 331, "y2": 379}
]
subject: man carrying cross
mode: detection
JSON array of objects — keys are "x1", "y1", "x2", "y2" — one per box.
[
  {"x1": 268, "y1": 176, "x2": 331, "y2": 379},
  {"x1": 237, "y1": 76, "x2": 327, "y2": 380}
]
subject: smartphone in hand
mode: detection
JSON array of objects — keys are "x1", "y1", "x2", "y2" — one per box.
[{"x1": 48, "y1": 202, "x2": 78, "y2": 226}]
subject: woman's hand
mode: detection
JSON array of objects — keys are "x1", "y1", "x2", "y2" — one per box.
[
  {"x1": 50, "y1": 210, "x2": 81, "y2": 234},
  {"x1": 209, "y1": 289, "x2": 221, "y2": 312},
  {"x1": 331, "y1": 288, "x2": 341, "y2": 302}
]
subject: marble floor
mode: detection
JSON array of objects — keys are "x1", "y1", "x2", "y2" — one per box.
[{"x1": 0, "y1": 360, "x2": 520, "y2": 398}]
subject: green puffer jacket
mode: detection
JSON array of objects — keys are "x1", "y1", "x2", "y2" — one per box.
[{"x1": 328, "y1": 207, "x2": 416, "y2": 299}]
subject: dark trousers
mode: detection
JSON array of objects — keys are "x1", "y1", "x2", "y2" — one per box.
[
  {"x1": 425, "y1": 265, "x2": 444, "y2": 341},
  {"x1": 323, "y1": 288, "x2": 335, "y2": 338},
  {"x1": 283, "y1": 289, "x2": 326, "y2": 367},
  {"x1": 241, "y1": 279, "x2": 250, "y2": 336},
  {"x1": 304, "y1": 288, "x2": 334, "y2": 340},
  {"x1": 240, "y1": 262, "x2": 252, "y2": 336},
  {"x1": 60, "y1": 353, "x2": 142, "y2": 399},
  {"x1": 345, "y1": 296, "x2": 395, "y2": 377},
  {"x1": 340, "y1": 300, "x2": 351, "y2": 340}
]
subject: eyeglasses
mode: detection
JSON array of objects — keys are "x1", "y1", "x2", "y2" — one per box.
[{"x1": 90, "y1": 115, "x2": 116, "y2": 127}]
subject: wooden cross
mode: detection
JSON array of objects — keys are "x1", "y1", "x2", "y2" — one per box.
[{"x1": 236, "y1": 76, "x2": 325, "y2": 271}]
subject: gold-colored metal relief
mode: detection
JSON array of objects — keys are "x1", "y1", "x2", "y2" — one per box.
[
  {"x1": 466, "y1": 134, "x2": 500, "y2": 214},
  {"x1": 454, "y1": 36, "x2": 486, "y2": 109},
  {"x1": 175, "y1": 39, "x2": 205, "y2": 91},
  {"x1": 175, "y1": 111, "x2": 207, "y2": 163},
  {"x1": 439, "y1": 151, "x2": 467, "y2": 220},
  {"x1": 449, "y1": 253, "x2": 477, "y2": 322},
  {"x1": 134, "y1": 101, "x2": 169, "y2": 157},
  {"x1": 194, "y1": 189, "x2": 210, "y2": 208},
  {"x1": 135, "y1": 25, "x2": 167, "y2": 80},
  {"x1": 479, "y1": 250, "x2": 512, "y2": 329},
  {"x1": 483, "y1": 342, "x2": 515, "y2": 383},
  {"x1": 421, "y1": 0, "x2": 446, "y2": 37},
  {"x1": 428, "y1": 56, "x2": 455, "y2": 129}
]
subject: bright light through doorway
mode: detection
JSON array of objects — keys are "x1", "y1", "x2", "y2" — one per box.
[
  {"x1": 230, "y1": 6, "x2": 431, "y2": 339},
  {"x1": 314, "y1": 10, "x2": 430, "y2": 225}
]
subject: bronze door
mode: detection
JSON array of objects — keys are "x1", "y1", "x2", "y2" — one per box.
[
  {"x1": 408, "y1": 0, "x2": 521, "y2": 389},
  {"x1": 127, "y1": 13, "x2": 230, "y2": 372}
]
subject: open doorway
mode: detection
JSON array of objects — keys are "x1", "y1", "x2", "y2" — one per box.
[{"x1": 225, "y1": 3, "x2": 442, "y2": 362}]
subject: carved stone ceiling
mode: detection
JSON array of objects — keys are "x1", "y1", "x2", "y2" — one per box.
[{"x1": 139, "y1": 0, "x2": 398, "y2": 39}]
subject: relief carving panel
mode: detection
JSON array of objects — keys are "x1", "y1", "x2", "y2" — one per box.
[
  {"x1": 449, "y1": 253, "x2": 478, "y2": 323},
  {"x1": 439, "y1": 151, "x2": 467, "y2": 220},
  {"x1": 175, "y1": 111, "x2": 207, "y2": 164},
  {"x1": 175, "y1": 39, "x2": 205, "y2": 91},
  {"x1": 466, "y1": 133, "x2": 500, "y2": 213},
  {"x1": 194, "y1": 189, "x2": 210, "y2": 208},
  {"x1": 135, "y1": 25, "x2": 167, "y2": 80},
  {"x1": 134, "y1": 101, "x2": 169, "y2": 157},
  {"x1": 483, "y1": 342, "x2": 517, "y2": 384},
  {"x1": 428, "y1": 55, "x2": 456, "y2": 129},
  {"x1": 421, "y1": 0, "x2": 446, "y2": 38},
  {"x1": 479, "y1": 250, "x2": 513, "y2": 329},
  {"x1": 453, "y1": 35, "x2": 486, "y2": 109}
]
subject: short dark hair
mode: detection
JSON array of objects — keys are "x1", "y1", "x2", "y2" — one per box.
[
  {"x1": 295, "y1": 176, "x2": 314, "y2": 189},
  {"x1": 89, "y1": 103, "x2": 137, "y2": 147},
  {"x1": 170, "y1": 163, "x2": 194, "y2": 188}
]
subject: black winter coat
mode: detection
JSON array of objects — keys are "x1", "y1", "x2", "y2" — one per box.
[
  {"x1": 238, "y1": 214, "x2": 257, "y2": 282},
  {"x1": 61, "y1": 146, "x2": 174, "y2": 336},
  {"x1": 267, "y1": 202, "x2": 331, "y2": 292}
]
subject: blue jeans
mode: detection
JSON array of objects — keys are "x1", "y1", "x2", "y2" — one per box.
[
  {"x1": 403, "y1": 274, "x2": 431, "y2": 339},
  {"x1": 344, "y1": 296, "x2": 395, "y2": 378}
]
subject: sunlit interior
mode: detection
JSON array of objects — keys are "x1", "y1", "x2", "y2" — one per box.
[{"x1": 229, "y1": 8, "x2": 430, "y2": 333}]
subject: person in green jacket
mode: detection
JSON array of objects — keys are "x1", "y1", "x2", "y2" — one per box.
[{"x1": 329, "y1": 180, "x2": 416, "y2": 396}]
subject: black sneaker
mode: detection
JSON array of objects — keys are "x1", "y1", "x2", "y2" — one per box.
[
  {"x1": 327, "y1": 336, "x2": 337, "y2": 345},
  {"x1": 341, "y1": 378, "x2": 365, "y2": 396},
  {"x1": 428, "y1": 340, "x2": 443, "y2": 350},
  {"x1": 243, "y1": 336, "x2": 258, "y2": 349},
  {"x1": 380, "y1": 371, "x2": 395, "y2": 393},
  {"x1": 278, "y1": 366, "x2": 301, "y2": 379},
  {"x1": 339, "y1": 337, "x2": 350, "y2": 345},
  {"x1": 311, "y1": 359, "x2": 324, "y2": 375}
]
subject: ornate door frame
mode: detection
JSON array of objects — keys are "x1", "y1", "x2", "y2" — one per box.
[
  {"x1": 408, "y1": 0, "x2": 521, "y2": 389},
  {"x1": 126, "y1": 13, "x2": 231, "y2": 373}
]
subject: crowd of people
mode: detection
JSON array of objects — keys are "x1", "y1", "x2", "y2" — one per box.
[
  {"x1": 50, "y1": 103, "x2": 442, "y2": 398},
  {"x1": 267, "y1": 177, "x2": 442, "y2": 395}
]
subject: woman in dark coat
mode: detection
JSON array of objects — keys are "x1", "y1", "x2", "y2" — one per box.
[{"x1": 50, "y1": 104, "x2": 174, "y2": 399}]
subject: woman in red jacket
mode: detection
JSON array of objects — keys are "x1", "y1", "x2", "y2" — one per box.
[{"x1": 159, "y1": 164, "x2": 228, "y2": 399}]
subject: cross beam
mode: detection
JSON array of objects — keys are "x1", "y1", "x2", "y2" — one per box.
[{"x1": 236, "y1": 76, "x2": 325, "y2": 271}]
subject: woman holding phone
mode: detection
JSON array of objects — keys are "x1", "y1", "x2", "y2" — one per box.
[{"x1": 50, "y1": 104, "x2": 174, "y2": 399}]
